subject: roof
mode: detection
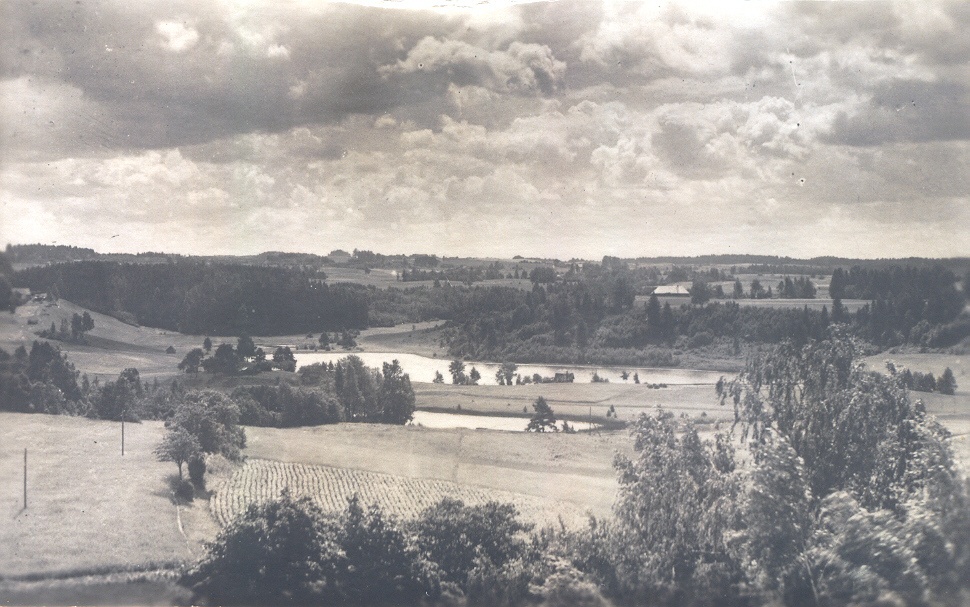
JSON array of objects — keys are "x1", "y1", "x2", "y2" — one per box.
[{"x1": 652, "y1": 284, "x2": 691, "y2": 296}]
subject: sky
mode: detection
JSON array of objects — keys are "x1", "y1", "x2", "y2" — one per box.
[{"x1": 1, "y1": 0, "x2": 968, "y2": 260}]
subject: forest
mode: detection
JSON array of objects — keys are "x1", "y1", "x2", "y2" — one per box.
[{"x1": 12, "y1": 258, "x2": 970, "y2": 367}]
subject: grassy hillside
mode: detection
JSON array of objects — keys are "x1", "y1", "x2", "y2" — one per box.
[
  {"x1": 242, "y1": 423, "x2": 626, "y2": 519},
  {"x1": 0, "y1": 413, "x2": 210, "y2": 578}
]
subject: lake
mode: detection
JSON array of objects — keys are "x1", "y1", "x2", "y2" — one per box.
[
  {"x1": 410, "y1": 410, "x2": 599, "y2": 432},
  {"x1": 294, "y1": 351, "x2": 725, "y2": 385}
]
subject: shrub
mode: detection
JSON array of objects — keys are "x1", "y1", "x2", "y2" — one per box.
[
  {"x1": 176, "y1": 478, "x2": 195, "y2": 502},
  {"x1": 188, "y1": 456, "x2": 207, "y2": 491}
]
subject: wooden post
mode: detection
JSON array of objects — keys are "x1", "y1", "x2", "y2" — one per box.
[
  {"x1": 122, "y1": 415, "x2": 125, "y2": 456},
  {"x1": 23, "y1": 449, "x2": 27, "y2": 509}
]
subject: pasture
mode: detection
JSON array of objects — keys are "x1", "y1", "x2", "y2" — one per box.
[
  {"x1": 414, "y1": 382, "x2": 729, "y2": 424},
  {"x1": 0, "y1": 413, "x2": 209, "y2": 578},
  {"x1": 862, "y1": 351, "x2": 969, "y2": 395},
  {"x1": 320, "y1": 266, "x2": 533, "y2": 291},
  {"x1": 636, "y1": 294, "x2": 869, "y2": 313},
  {"x1": 0, "y1": 299, "x2": 218, "y2": 382}
]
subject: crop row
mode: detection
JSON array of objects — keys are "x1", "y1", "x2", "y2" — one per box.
[{"x1": 210, "y1": 458, "x2": 588, "y2": 528}]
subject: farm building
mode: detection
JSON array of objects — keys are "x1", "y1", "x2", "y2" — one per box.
[{"x1": 650, "y1": 284, "x2": 691, "y2": 297}]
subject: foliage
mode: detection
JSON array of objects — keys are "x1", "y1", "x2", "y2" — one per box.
[
  {"x1": 606, "y1": 410, "x2": 744, "y2": 605},
  {"x1": 718, "y1": 330, "x2": 958, "y2": 512},
  {"x1": 169, "y1": 390, "x2": 246, "y2": 461},
  {"x1": 188, "y1": 455, "x2": 207, "y2": 490},
  {"x1": 184, "y1": 491, "x2": 344, "y2": 606},
  {"x1": 526, "y1": 397, "x2": 558, "y2": 433},
  {"x1": 411, "y1": 498, "x2": 531, "y2": 585},
  {"x1": 232, "y1": 384, "x2": 341, "y2": 427},
  {"x1": 16, "y1": 260, "x2": 369, "y2": 336},
  {"x1": 178, "y1": 348, "x2": 204, "y2": 374},
  {"x1": 154, "y1": 426, "x2": 201, "y2": 479},
  {"x1": 187, "y1": 492, "x2": 443, "y2": 606},
  {"x1": 379, "y1": 360, "x2": 416, "y2": 424}
]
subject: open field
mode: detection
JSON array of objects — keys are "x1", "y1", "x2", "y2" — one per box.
[
  {"x1": 0, "y1": 299, "x2": 220, "y2": 382},
  {"x1": 211, "y1": 459, "x2": 592, "y2": 528},
  {"x1": 242, "y1": 423, "x2": 626, "y2": 519},
  {"x1": 414, "y1": 382, "x2": 729, "y2": 423},
  {"x1": 0, "y1": 413, "x2": 211, "y2": 578},
  {"x1": 320, "y1": 266, "x2": 533, "y2": 291},
  {"x1": 0, "y1": 573, "x2": 189, "y2": 607}
]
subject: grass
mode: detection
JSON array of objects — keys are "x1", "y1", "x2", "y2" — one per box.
[
  {"x1": 0, "y1": 574, "x2": 190, "y2": 606},
  {"x1": 862, "y1": 351, "x2": 968, "y2": 395},
  {"x1": 0, "y1": 413, "x2": 212, "y2": 578},
  {"x1": 414, "y1": 382, "x2": 731, "y2": 424},
  {"x1": 211, "y1": 458, "x2": 593, "y2": 529},
  {"x1": 242, "y1": 423, "x2": 626, "y2": 519},
  {"x1": 0, "y1": 299, "x2": 221, "y2": 382}
]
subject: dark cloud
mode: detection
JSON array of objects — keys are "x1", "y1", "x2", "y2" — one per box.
[
  {"x1": 827, "y1": 78, "x2": 970, "y2": 146},
  {"x1": 1, "y1": 1, "x2": 968, "y2": 259}
]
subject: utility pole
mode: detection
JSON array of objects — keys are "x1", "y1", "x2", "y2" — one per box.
[{"x1": 23, "y1": 449, "x2": 27, "y2": 509}]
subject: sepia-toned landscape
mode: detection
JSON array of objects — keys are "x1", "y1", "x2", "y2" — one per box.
[{"x1": 2, "y1": 1, "x2": 969, "y2": 606}]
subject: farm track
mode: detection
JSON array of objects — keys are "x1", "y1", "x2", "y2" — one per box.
[{"x1": 211, "y1": 458, "x2": 591, "y2": 528}]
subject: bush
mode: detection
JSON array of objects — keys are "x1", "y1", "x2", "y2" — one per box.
[
  {"x1": 188, "y1": 456, "x2": 207, "y2": 491},
  {"x1": 687, "y1": 331, "x2": 714, "y2": 348},
  {"x1": 176, "y1": 478, "x2": 195, "y2": 502}
]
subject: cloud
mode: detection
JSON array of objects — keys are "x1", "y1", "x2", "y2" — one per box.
[
  {"x1": 381, "y1": 37, "x2": 565, "y2": 95},
  {"x1": 156, "y1": 21, "x2": 200, "y2": 53},
  {"x1": 826, "y1": 78, "x2": 970, "y2": 146},
  {"x1": 0, "y1": 0, "x2": 968, "y2": 259}
]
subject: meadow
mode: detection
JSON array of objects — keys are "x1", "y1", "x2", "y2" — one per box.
[{"x1": 0, "y1": 413, "x2": 207, "y2": 578}]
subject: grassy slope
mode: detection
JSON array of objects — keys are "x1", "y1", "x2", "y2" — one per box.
[
  {"x1": 0, "y1": 413, "x2": 212, "y2": 578},
  {"x1": 0, "y1": 299, "x2": 215, "y2": 381},
  {"x1": 242, "y1": 423, "x2": 626, "y2": 519}
]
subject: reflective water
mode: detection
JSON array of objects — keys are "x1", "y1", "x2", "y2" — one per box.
[
  {"x1": 294, "y1": 351, "x2": 725, "y2": 385},
  {"x1": 410, "y1": 410, "x2": 597, "y2": 432}
]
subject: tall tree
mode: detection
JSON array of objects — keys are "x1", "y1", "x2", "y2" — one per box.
[
  {"x1": 526, "y1": 396, "x2": 558, "y2": 432},
  {"x1": 170, "y1": 390, "x2": 246, "y2": 461},
  {"x1": 379, "y1": 360, "x2": 416, "y2": 425},
  {"x1": 154, "y1": 426, "x2": 202, "y2": 479},
  {"x1": 448, "y1": 359, "x2": 466, "y2": 385}
]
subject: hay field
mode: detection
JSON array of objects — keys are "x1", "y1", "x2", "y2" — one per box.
[
  {"x1": 211, "y1": 459, "x2": 591, "y2": 528},
  {"x1": 0, "y1": 299, "x2": 217, "y2": 381},
  {"x1": 241, "y1": 423, "x2": 625, "y2": 519}
]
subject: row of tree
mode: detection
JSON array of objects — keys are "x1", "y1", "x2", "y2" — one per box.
[
  {"x1": 36, "y1": 312, "x2": 95, "y2": 343},
  {"x1": 0, "y1": 341, "x2": 416, "y2": 430},
  {"x1": 886, "y1": 362, "x2": 958, "y2": 395}
]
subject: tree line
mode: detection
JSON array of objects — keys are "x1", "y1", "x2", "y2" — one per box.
[
  {"x1": 15, "y1": 261, "x2": 369, "y2": 335},
  {"x1": 12, "y1": 259, "x2": 969, "y2": 363},
  {"x1": 0, "y1": 342, "x2": 416, "y2": 430}
]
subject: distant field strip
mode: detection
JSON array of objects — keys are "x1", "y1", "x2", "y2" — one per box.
[{"x1": 212, "y1": 459, "x2": 590, "y2": 528}]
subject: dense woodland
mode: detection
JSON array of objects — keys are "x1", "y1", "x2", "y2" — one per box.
[
  {"x1": 11, "y1": 256, "x2": 970, "y2": 367},
  {"x1": 15, "y1": 261, "x2": 369, "y2": 335}
]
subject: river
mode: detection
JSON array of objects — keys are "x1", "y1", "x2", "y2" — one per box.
[{"x1": 294, "y1": 351, "x2": 725, "y2": 385}]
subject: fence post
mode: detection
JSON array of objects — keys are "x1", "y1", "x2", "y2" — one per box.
[{"x1": 23, "y1": 448, "x2": 27, "y2": 509}]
